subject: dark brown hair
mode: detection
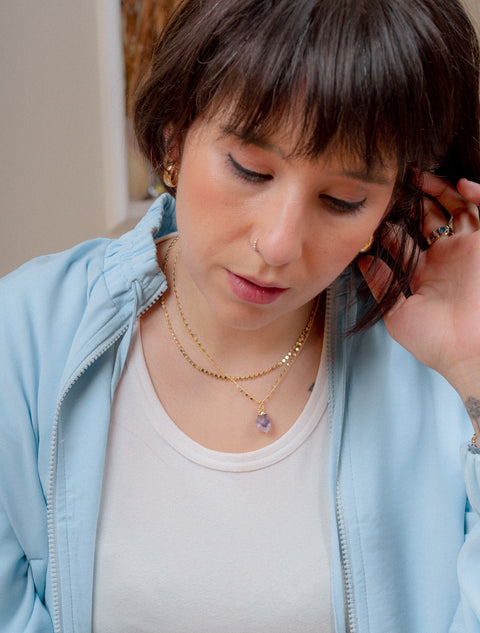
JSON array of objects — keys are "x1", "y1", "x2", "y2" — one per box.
[{"x1": 134, "y1": 0, "x2": 480, "y2": 329}]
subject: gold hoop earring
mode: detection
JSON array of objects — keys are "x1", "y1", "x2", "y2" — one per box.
[
  {"x1": 163, "y1": 158, "x2": 179, "y2": 189},
  {"x1": 360, "y1": 235, "x2": 374, "y2": 253}
]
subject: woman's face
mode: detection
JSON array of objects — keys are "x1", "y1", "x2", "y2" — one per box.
[{"x1": 173, "y1": 114, "x2": 397, "y2": 331}]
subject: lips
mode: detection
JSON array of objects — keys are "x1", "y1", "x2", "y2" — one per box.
[{"x1": 226, "y1": 270, "x2": 288, "y2": 304}]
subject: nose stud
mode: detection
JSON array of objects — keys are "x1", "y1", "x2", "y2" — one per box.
[{"x1": 252, "y1": 238, "x2": 259, "y2": 252}]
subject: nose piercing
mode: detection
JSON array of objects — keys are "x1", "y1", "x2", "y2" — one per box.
[{"x1": 252, "y1": 238, "x2": 259, "y2": 252}]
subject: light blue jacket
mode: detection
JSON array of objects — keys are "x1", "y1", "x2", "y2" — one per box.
[{"x1": 1, "y1": 193, "x2": 480, "y2": 633}]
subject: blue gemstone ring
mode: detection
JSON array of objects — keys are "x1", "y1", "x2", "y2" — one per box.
[{"x1": 426, "y1": 219, "x2": 454, "y2": 247}]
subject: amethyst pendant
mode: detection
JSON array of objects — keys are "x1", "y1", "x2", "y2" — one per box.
[{"x1": 255, "y1": 411, "x2": 271, "y2": 433}]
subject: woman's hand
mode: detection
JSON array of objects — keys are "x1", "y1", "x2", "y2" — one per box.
[{"x1": 359, "y1": 174, "x2": 480, "y2": 430}]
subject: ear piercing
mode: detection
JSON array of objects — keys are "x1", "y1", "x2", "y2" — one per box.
[
  {"x1": 163, "y1": 158, "x2": 179, "y2": 188},
  {"x1": 359, "y1": 234, "x2": 374, "y2": 253}
]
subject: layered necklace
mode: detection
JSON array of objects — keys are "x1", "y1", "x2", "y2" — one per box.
[{"x1": 161, "y1": 238, "x2": 319, "y2": 433}]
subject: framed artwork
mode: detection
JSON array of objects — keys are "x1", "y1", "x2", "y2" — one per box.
[{"x1": 121, "y1": 0, "x2": 181, "y2": 202}]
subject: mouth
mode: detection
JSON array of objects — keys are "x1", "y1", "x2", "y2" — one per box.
[{"x1": 226, "y1": 271, "x2": 288, "y2": 305}]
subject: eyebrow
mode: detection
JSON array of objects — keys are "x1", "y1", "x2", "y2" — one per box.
[{"x1": 219, "y1": 127, "x2": 395, "y2": 186}]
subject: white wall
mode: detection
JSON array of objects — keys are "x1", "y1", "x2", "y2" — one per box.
[
  {"x1": 0, "y1": 0, "x2": 127, "y2": 276},
  {"x1": 1, "y1": 1, "x2": 479, "y2": 277}
]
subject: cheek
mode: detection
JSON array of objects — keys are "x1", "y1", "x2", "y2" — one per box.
[
  {"x1": 176, "y1": 154, "x2": 239, "y2": 231},
  {"x1": 175, "y1": 179, "x2": 217, "y2": 243},
  {"x1": 303, "y1": 223, "x2": 379, "y2": 290},
  {"x1": 177, "y1": 160, "x2": 210, "y2": 217},
  {"x1": 317, "y1": 221, "x2": 376, "y2": 258},
  {"x1": 302, "y1": 239, "x2": 357, "y2": 290},
  {"x1": 337, "y1": 203, "x2": 391, "y2": 252}
]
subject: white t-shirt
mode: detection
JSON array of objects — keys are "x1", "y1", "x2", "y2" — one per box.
[{"x1": 92, "y1": 323, "x2": 333, "y2": 633}]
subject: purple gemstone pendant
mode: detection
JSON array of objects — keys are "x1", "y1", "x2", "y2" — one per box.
[{"x1": 255, "y1": 411, "x2": 272, "y2": 433}]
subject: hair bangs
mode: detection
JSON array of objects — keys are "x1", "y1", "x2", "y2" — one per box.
[{"x1": 192, "y1": 0, "x2": 463, "y2": 175}]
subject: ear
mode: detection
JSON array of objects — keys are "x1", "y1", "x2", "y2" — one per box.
[{"x1": 164, "y1": 123, "x2": 183, "y2": 163}]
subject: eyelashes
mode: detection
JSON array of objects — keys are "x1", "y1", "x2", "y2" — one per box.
[
  {"x1": 227, "y1": 153, "x2": 367, "y2": 214},
  {"x1": 320, "y1": 195, "x2": 367, "y2": 214},
  {"x1": 228, "y1": 153, "x2": 272, "y2": 183}
]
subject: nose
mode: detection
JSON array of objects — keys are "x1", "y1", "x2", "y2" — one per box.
[{"x1": 256, "y1": 196, "x2": 306, "y2": 267}]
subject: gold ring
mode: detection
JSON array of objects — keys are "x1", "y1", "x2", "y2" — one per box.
[{"x1": 426, "y1": 219, "x2": 454, "y2": 247}]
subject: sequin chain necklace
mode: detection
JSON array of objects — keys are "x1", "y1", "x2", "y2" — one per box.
[{"x1": 161, "y1": 238, "x2": 319, "y2": 433}]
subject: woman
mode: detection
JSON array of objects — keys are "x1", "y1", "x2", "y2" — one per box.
[{"x1": 1, "y1": 0, "x2": 480, "y2": 631}]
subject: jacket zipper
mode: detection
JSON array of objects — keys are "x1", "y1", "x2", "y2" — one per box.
[
  {"x1": 325, "y1": 283, "x2": 357, "y2": 633},
  {"x1": 47, "y1": 325, "x2": 129, "y2": 632},
  {"x1": 47, "y1": 279, "x2": 166, "y2": 633},
  {"x1": 335, "y1": 481, "x2": 356, "y2": 633}
]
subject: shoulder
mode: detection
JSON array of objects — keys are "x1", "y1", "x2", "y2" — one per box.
[
  {"x1": 0, "y1": 237, "x2": 112, "y2": 360},
  {"x1": 0, "y1": 195, "x2": 174, "y2": 416},
  {"x1": 0, "y1": 194, "x2": 175, "y2": 350},
  {"x1": 0, "y1": 239, "x2": 115, "y2": 438}
]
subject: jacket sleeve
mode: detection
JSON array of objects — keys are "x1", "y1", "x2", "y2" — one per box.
[
  {"x1": 451, "y1": 443, "x2": 480, "y2": 632},
  {"x1": 0, "y1": 353, "x2": 52, "y2": 632},
  {"x1": 0, "y1": 262, "x2": 59, "y2": 633},
  {"x1": 0, "y1": 399, "x2": 54, "y2": 632},
  {"x1": 0, "y1": 501, "x2": 53, "y2": 633}
]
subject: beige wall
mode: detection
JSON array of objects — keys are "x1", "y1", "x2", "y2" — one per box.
[
  {"x1": 1, "y1": 1, "x2": 480, "y2": 277},
  {"x1": 464, "y1": 0, "x2": 480, "y2": 29},
  {"x1": 0, "y1": 0, "x2": 127, "y2": 276}
]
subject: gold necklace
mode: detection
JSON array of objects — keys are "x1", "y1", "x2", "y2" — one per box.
[
  {"x1": 172, "y1": 248, "x2": 317, "y2": 382},
  {"x1": 161, "y1": 238, "x2": 319, "y2": 432},
  {"x1": 162, "y1": 237, "x2": 314, "y2": 382}
]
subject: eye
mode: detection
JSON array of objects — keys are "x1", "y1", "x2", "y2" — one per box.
[
  {"x1": 228, "y1": 153, "x2": 272, "y2": 184},
  {"x1": 320, "y1": 195, "x2": 367, "y2": 214}
]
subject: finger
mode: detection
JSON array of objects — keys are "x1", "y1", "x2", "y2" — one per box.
[
  {"x1": 421, "y1": 173, "x2": 479, "y2": 238},
  {"x1": 422, "y1": 173, "x2": 475, "y2": 217},
  {"x1": 457, "y1": 178, "x2": 480, "y2": 206},
  {"x1": 456, "y1": 178, "x2": 480, "y2": 232},
  {"x1": 420, "y1": 197, "x2": 455, "y2": 252},
  {"x1": 453, "y1": 207, "x2": 480, "y2": 233},
  {"x1": 422, "y1": 172, "x2": 459, "y2": 202},
  {"x1": 422, "y1": 195, "x2": 452, "y2": 235}
]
